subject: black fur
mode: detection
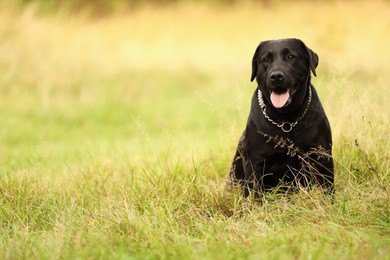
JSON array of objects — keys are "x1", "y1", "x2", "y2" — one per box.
[{"x1": 229, "y1": 38, "x2": 334, "y2": 197}]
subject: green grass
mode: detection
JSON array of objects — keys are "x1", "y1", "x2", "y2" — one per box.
[{"x1": 0, "y1": 1, "x2": 389, "y2": 259}]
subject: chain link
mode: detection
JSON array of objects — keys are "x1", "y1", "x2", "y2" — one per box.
[{"x1": 257, "y1": 86, "x2": 312, "y2": 133}]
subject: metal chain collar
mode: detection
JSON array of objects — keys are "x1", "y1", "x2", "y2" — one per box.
[{"x1": 257, "y1": 86, "x2": 312, "y2": 133}]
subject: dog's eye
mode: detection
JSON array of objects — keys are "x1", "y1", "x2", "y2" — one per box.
[
  {"x1": 262, "y1": 57, "x2": 270, "y2": 63},
  {"x1": 287, "y1": 55, "x2": 296, "y2": 60}
]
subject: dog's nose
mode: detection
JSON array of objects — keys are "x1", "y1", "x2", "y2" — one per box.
[{"x1": 270, "y1": 71, "x2": 285, "y2": 82}]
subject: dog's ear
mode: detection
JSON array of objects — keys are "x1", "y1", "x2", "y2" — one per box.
[
  {"x1": 251, "y1": 43, "x2": 262, "y2": 82},
  {"x1": 307, "y1": 47, "x2": 319, "y2": 77},
  {"x1": 302, "y1": 43, "x2": 319, "y2": 77}
]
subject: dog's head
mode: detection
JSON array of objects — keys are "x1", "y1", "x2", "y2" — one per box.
[{"x1": 251, "y1": 38, "x2": 318, "y2": 112}]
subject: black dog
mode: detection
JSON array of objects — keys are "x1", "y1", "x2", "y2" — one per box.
[{"x1": 229, "y1": 38, "x2": 334, "y2": 197}]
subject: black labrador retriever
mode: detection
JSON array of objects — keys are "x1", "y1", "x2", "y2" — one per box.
[{"x1": 229, "y1": 38, "x2": 334, "y2": 197}]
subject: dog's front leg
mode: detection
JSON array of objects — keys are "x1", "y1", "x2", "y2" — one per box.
[
  {"x1": 243, "y1": 159, "x2": 256, "y2": 197},
  {"x1": 314, "y1": 156, "x2": 334, "y2": 194},
  {"x1": 243, "y1": 157, "x2": 265, "y2": 198}
]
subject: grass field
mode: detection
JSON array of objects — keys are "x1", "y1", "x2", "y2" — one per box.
[{"x1": 0, "y1": 1, "x2": 389, "y2": 259}]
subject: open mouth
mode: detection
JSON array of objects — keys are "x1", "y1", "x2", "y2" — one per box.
[{"x1": 270, "y1": 87, "x2": 294, "y2": 108}]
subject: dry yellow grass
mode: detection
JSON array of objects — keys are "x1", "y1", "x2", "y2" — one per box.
[{"x1": 1, "y1": 1, "x2": 389, "y2": 71}]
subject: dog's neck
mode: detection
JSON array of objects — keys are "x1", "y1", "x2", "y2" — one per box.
[{"x1": 257, "y1": 84, "x2": 313, "y2": 132}]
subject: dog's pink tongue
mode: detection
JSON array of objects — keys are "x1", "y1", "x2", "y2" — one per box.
[{"x1": 270, "y1": 91, "x2": 290, "y2": 108}]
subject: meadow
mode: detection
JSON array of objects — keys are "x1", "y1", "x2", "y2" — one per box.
[{"x1": 0, "y1": 1, "x2": 389, "y2": 259}]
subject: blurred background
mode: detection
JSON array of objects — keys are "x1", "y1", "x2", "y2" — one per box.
[{"x1": 0, "y1": 0, "x2": 389, "y2": 173}]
